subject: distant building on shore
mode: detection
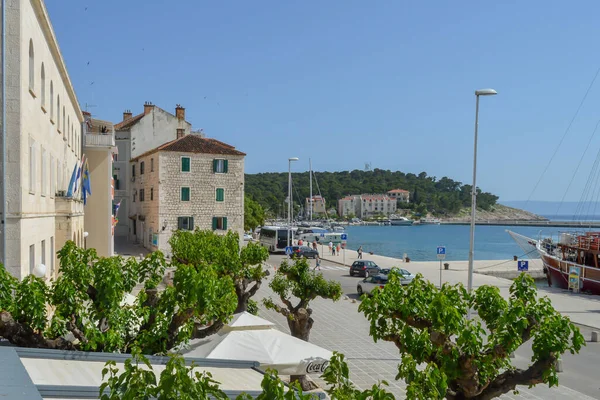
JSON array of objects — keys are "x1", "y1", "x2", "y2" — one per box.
[
  {"x1": 305, "y1": 195, "x2": 326, "y2": 216},
  {"x1": 387, "y1": 189, "x2": 410, "y2": 203},
  {"x1": 338, "y1": 194, "x2": 397, "y2": 218}
]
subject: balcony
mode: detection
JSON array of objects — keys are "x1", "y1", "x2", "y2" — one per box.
[{"x1": 84, "y1": 132, "x2": 115, "y2": 148}]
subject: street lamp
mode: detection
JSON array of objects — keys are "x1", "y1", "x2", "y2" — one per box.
[
  {"x1": 288, "y1": 157, "x2": 299, "y2": 248},
  {"x1": 467, "y1": 88, "x2": 497, "y2": 319}
]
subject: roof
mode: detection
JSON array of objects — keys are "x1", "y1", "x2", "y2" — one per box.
[
  {"x1": 113, "y1": 112, "x2": 144, "y2": 130},
  {"x1": 361, "y1": 195, "x2": 393, "y2": 201},
  {"x1": 131, "y1": 134, "x2": 246, "y2": 162},
  {"x1": 388, "y1": 189, "x2": 409, "y2": 193}
]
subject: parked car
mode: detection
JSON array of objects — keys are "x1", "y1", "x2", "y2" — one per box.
[
  {"x1": 380, "y1": 268, "x2": 415, "y2": 285},
  {"x1": 243, "y1": 233, "x2": 253, "y2": 241},
  {"x1": 357, "y1": 275, "x2": 388, "y2": 296},
  {"x1": 289, "y1": 245, "x2": 319, "y2": 259},
  {"x1": 349, "y1": 260, "x2": 382, "y2": 277}
]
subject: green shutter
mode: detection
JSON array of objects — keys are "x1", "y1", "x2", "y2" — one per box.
[
  {"x1": 181, "y1": 187, "x2": 190, "y2": 201},
  {"x1": 216, "y1": 188, "x2": 224, "y2": 202},
  {"x1": 190, "y1": 217, "x2": 194, "y2": 231},
  {"x1": 213, "y1": 159, "x2": 218, "y2": 173},
  {"x1": 223, "y1": 217, "x2": 228, "y2": 230},
  {"x1": 212, "y1": 217, "x2": 217, "y2": 230},
  {"x1": 177, "y1": 217, "x2": 184, "y2": 230},
  {"x1": 223, "y1": 160, "x2": 229, "y2": 173},
  {"x1": 182, "y1": 157, "x2": 190, "y2": 172}
]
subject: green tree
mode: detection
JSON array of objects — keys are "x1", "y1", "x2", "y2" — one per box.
[
  {"x1": 263, "y1": 258, "x2": 342, "y2": 389},
  {"x1": 169, "y1": 230, "x2": 269, "y2": 315},
  {"x1": 0, "y1": 241, "x2": 237, "y2": 354},
  {"x1": 359, "y1": 271, "x2": 585, "y2": 400},
  {"x1": 245, "y1": 194, "x2": 265, "y2": 231}
]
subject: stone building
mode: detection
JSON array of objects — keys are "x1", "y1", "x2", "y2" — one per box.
[
  {"x1": 338, "y1": 194, "x2": 397, "y2": 218},
  {"x1": 387, "y1": 188, "x2": 410, "y2": 203},
  {"x1": 1, "y1": 0, "x2": 85, "y2": 279},
  {"x1": 113, "y1": 102, "x2": 196, "y2": 239},
  {"x1": 338, "y1": 195, "x2": 361, "y2": 218},
  {"x1": 305, "y1": 195, "x2": 326, "y2": 216},
  {"x1": 129, "y1": 134, "x2": 245, "y2": 254}
]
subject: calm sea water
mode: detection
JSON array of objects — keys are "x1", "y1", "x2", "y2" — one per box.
[{"x1": 343, "y1": 225, "x2": 583, "y2": 262}]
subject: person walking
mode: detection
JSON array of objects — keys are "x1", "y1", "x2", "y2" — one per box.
[
  {"x1": 329, "y1": 241, "x2": 333, "y2": 255},
  {"x1": 336, "y1": 243, "x2": 341, "y2": 256},
  {"x1": 313, "y1": 240, "x2": 318, "y2": 251},
  {"x1": 332, "y1": 244, "x2": 336, "y2": 256},
  {"x1": 314, "y1": 255, "x2": 321, "y2": 271},
  {"x1": 358, "y1": 246, "x2": 363, "y2": 259}
]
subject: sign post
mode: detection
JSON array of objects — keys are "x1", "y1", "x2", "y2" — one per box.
[
  {"x1": 437, "y1": 246, "x2": 446, "y2": 288},
  {"x1": 341, "y1": 234, "x2": 348, "y2": 266},
  {"x1": 517, "y1": 260, "x2": 529, "y2": 272},
  {"x1": 285, "y1": 246, "x2": 293, "y2": 257}
]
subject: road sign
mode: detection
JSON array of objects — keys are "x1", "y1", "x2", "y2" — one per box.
[
  {"x1": 341, "y1": 233, "x2": 348, "y2": 240},
  {"x1": 517, "y1": 260, "x2": 529, "y2": 271},
  {"x1": 436, "y1": 246, "x2": 446, "y2": 260},
  {"x1": 285, "y1": 246, "x2": 293, "y2": 255}
]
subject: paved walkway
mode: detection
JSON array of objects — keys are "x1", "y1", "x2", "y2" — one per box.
[{"x1": 318, "y1": 249, "x2": 600, "y2": 330}]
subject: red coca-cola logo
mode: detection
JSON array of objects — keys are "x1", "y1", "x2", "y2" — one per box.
[{"x1": 305, "y1": 361, "x2": 329, "y2": 374}]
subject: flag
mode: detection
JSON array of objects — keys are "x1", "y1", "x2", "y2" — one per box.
[
  {"x1": 66, "y1": 161, "x2": 79, "y2": 198},
  {"x1": 113, "y1": 200, "x2": 121, "y2": 218},
  {"x1": 82, "y1": 157, "x2": 92, "y2": 205},
  {"x1": 74, "y1": 155, "x2": 85, "y2": 196}
]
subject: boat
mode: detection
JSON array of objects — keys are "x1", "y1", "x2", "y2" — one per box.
[
  {"x1": 297, "y1": 228, "x2": 346, "y2": 244},
  {"x1": 508, "y1": 230, "x2": 600, "y2": 295},
  {"x1": 419, "y1": 217, "x2": 441, "y2": 225},
  {"x1": 389, "y1": 216, "x2": 414, "y2": 226}
]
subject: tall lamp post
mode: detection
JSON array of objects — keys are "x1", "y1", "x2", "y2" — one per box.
[
  {"x1": 467, "y1": 89, "x2": 497, "y2": 319},
  {"x1": 288, "y1": 157, "x2": 299, "y2": 248}
]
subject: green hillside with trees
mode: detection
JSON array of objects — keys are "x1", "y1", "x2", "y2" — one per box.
[{"x1": 245, "y1": 169, "x2": 499, "y2": 218}]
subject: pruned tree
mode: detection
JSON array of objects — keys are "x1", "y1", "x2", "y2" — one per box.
[
  {"x1": 169, "y1": 230, "x2": 269, "y2": 314},
  {"x1": 359, "y1": 271, "x2": 585, "y2": 400},
  {"x1": 0, "y1": 241, "x2": 237, "y2": 354},
  {"x1": 263, "y1": 258, "x2": 342, "y2": 390}
]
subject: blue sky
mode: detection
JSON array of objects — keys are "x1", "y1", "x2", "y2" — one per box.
[{"x1": 46, "y1": 0, "x2": 600, "y2": 202}]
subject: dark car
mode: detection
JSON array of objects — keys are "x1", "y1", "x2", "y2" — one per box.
[
  {"x1": 349, "y1": 260, "x2": 381, "y2": 277},
  {"x1": 289, "y1": 245, "x2": 319, "y2": 259}
]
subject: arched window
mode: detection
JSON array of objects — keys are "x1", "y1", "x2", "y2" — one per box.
[
  {"x1": 57, "y1": 95, "x2": 60, "y2": 130},
  {"x1": 49, "y1": 81, "x2": 54, "y2": 120},
  {"x1": 28, "y1": 40, "x2": 34, "y2": 92},
  {"x1": 67, "y1": 116, "x2": 70, "y2": 145},
  {"x1": 62, "y1": 107, "x2": 65, "y2": 135},
  {"x1": 40, "y1": 63, "x2": 45, "y2": 108}
]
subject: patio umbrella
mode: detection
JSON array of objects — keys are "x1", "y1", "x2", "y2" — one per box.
[{"x1": 222, "y1": 311, "x2": 276, "y2": 332}]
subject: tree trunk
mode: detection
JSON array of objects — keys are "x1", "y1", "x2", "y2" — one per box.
[
  {"x1": 0, "y1": 311, "x2": 75, "y2": 350},
  {"x1": 287, "y1": 308, "x2": 313, "y2": 342},
  {"x1": 290, "y1": 374, "x2": 318, "y2": 391}
]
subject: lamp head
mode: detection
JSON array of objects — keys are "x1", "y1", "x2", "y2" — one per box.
[
  {"x1": 475, "y1": 89, "x2": 497, "y2": 96},
  {"x1": 32, "y1": 263, "x2": 47, "y2": 278},
  {"x1": 288, "y1": 157, "x2": 299, "y2": 162}
]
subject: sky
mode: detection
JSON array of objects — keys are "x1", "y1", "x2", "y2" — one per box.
[{"x1": 45, "y1": 0, "x2": 600, "y2": 202}]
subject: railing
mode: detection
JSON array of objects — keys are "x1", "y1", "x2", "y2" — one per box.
[{"x1": 84, "y1": 132, "x2": 115, "y2": 147}]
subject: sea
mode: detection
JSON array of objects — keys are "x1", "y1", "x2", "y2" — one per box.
[{"x1": 343, "y1": 215, "x2": 600, "y2": 262}]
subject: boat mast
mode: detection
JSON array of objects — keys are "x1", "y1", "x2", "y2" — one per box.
[{"x1": 309, "y1": 158, "x2": 313, "y2": 221}]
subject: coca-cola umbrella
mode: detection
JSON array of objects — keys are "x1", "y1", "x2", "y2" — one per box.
[{"x1": 181, "y1": 315, "x2": 332, "y2": 375}]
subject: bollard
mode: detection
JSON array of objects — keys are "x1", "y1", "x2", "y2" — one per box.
[
  {"x1": 554, "y1": 358, "x2": 563, "y2": 373},
  {"x1": 592, "y1": 331, "x2": 599, "y2": 342},
  {"x1": 444, "y1": 263, "x2": 449, "y2": 270}
]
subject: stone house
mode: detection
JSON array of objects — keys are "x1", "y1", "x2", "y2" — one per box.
[
  {"x1": 1, "y1": 0, "x2": 87, "y2": 279},
  {"x1": 305, "y1": 195, "x2": 326, "y2": 216},
  {"x1": 338, "y1": 194, "x2": 397, "y2": 218},
  {"x1": 387, "y1": 188, "x2": 410, "y2": 203},
  {"x1": 129, "y1": 134, "x2": 245, "y2": 254}
]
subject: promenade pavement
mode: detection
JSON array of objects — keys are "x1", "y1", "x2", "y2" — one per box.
[{"x1": 259, "y1": 253, "x2": 600, "y2": 399}]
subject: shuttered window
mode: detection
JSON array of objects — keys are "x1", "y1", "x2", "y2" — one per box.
[
  {"x1": 181, "y1": 187, "x2": 190, "y2": 201},
  {"x1": 177, "y1": 216, "x2": 194, "y2": 231},
  {"x1": 181, "y1": 157, "x2": 190, "y2": 172},
  {"x1": 213, "y1": 159, "x2": 228, "y2": 173},
  {"x1": 140, "y1": 161, "x2": 145, "y2": 175},
  {"x1": 212, "y1": 217, "x2": 228, "y2": 231},
  {"x1": 216, "y1": 188, "x2": 224, "y2": 202}
]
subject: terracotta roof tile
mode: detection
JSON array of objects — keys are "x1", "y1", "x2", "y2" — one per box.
[
  {"x1": 388, "y1": 189, "x2": 409, "y2": 193},
  {"x1": 114, "y1": 113, "x2": 144, "y2": 130},
  {"x1": 130, "y1": 134, "x2": 245, "y2": 162}
]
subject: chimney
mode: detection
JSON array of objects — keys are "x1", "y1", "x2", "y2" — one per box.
[
  {"x1": 122, "y1": 109, "x2": 132, "y2": 121},
  {"x1": 143, "y1": 101, "x2": 154, "y2": 115},
  {"x1": 176, "y1": 128, "x2": 185, "y2": 139},
  {"x1": 175, "y1": 104, "x2": 185, "y2": 120}
]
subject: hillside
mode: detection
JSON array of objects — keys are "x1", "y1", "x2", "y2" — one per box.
[
  {"x1": 443, "y1": 204, "x2": 547, "y2": 222},
  {"x1": 245, "y1": 169, "x2": 502, "y2": 218}
]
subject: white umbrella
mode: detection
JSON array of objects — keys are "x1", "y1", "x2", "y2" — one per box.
[
  {"x1": 182, "y1": 328, "x2": 332, "y2": 375},
  {"x1": 223, "y1": 311, "x2": 275, "y2": 332}
]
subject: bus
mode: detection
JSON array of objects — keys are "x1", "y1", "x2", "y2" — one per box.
[{"x1": 259, "y1": 226, "x2": 294, "y2": 253}]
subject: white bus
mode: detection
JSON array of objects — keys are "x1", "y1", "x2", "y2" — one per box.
[{"x1": 259, "y1": 226, "x2": 295, "y2": 253}]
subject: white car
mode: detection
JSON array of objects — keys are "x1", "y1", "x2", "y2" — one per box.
[
  {"x1": 357, "y1": 275, "x2": 388, "y2": 296},
  {"x1": 243, "y1": 233, "x2": 253, "y2": 241},
  {"x1": 380, "y1": 268, "x2": 415, "y2": 285}
]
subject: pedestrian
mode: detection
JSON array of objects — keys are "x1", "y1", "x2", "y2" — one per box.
[
  {"x1": 313, "y1": 240, "x2": 318, "y2": 250},
  {"x1": 314, "y1": 255, "x2": 321, "y2": 271},
  {"x1": 543, "y1": 265, "x2": 552, "y2": 287},
  {"x1": 332, "y1": 244, "x2": 336, "y2": 256},
  {"x1": 329, "y1": 241, "x2": 333, "y2": 255},
  {"x1": 358, "y1": 246, "x2": 363, "y2": 259},
  {"x1": 336, "y1": 243, "x2": 341, "y2": 255}
]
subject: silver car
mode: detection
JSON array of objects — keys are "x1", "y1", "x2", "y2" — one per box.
[
  {"x1": 357, "y1": 275, "x2": 388, "y2": 296},
  {"x1": 380, "y1": 268, "x2": 415, "y2": 285}
]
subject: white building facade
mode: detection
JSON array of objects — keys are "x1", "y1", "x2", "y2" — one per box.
[
  {"x1": 305, "y1": 195, "x2": 326, "y2": 215},
  {"x1": 338, "y1": 194, "x2": 397, "y2": 219},
  {"x1": 129, "y1": 134, "x2": 245, "y2": 254},
  {"x1": 1, "y1": 0, "x2": 85, "y2": 279},
  {"x1": 387, "y1": 189, "x2": 410, "y2": 203}
]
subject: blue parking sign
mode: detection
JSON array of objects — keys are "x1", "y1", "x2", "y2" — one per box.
[
  {"x1": 437, "y1": 246, "x2": 446, "y2": 255},
  {"x1": 518, "y1": 260, "x2": 529, "y2": 271},
  {"x1": 285, "y1": 246, "x2": 293, "y2": 255},
  {"x1": 341, "y1": 233, "x2": 348, "y2": 240}
]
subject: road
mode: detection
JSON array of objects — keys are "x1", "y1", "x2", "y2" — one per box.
[{"x1": 260, "y1": 253, "x2": 600, "y2": 399}]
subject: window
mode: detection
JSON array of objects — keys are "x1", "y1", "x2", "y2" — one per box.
[
  {"x1": 50, "y1": 81, "x2": 54, "y2": 121},
  {"x1": 150, "y1": 158, "x2": 154, "y2": 172},
  {"x1": 41, "y1": 240, "x2": 46, "y2": 266},
  {"x1": 212, "y1": 217, "x2": 228, "y2": 231},
  {"x1": 57, "y1": 95, "x2": 60, "y2": 131},
  {"x1": 40, "y1": 63, "x2": 46, "y2": 109},
  {"x1": 41, "y1": 148, "x2": 46, "y2": 196},
  {"x1": 67, "y1": 117, "x2": 70, "y2": 146},
  {"x1": 140, "y1": 161, "x2": 145, "y2": 175},
  {"x1": 62, "y1": 107, "x2": 65, "y2": 135},
  {"x1": 216, "y1": 188, "x2": 224, "y2": 202},
  {"x1": 150, "y1": 187, "x2": 154, "y2": 201},
  {"x1": 177, "y1": 217, "x2": 194, "y2": 231},
  {"x1": 57, "y1": 162, "x2": 61, "y2": 192},
  {"x1": 28, "y1": 40, "x2": 34, "y2": 93},
  {"x1": 50, "y1": 237, "x2": 54, "y2": 276},
  {"x1": 113, "y1": 175, "x2": 119, "y2": 190},
  {"x1": 50, "y1": 156, "x2": 55, "y2": 196},
  {"x1": 181, "y1": 187, "x2": 190, "y2": 201},
  {"x1": 181, "y1": 157, "x2": 190, "y2": 172},
  {"x1": 29, "y1": 244, "x2": 35, "y2": 274},
  {"x1": 213, "y1": 159, "x2": 228, "y2": 173},
  {"x1": 139, "y1": 188, "x2": 145, "y2": 202},
  {"x1": 132, "y1": 192, "x2": 136, "y2": 203},
  {"x1": 29, "y1": 139, "x2": 36, "y2": 193},
  {"x1": 132, "y1": 165, "x2": 136, "y2": 177}
]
